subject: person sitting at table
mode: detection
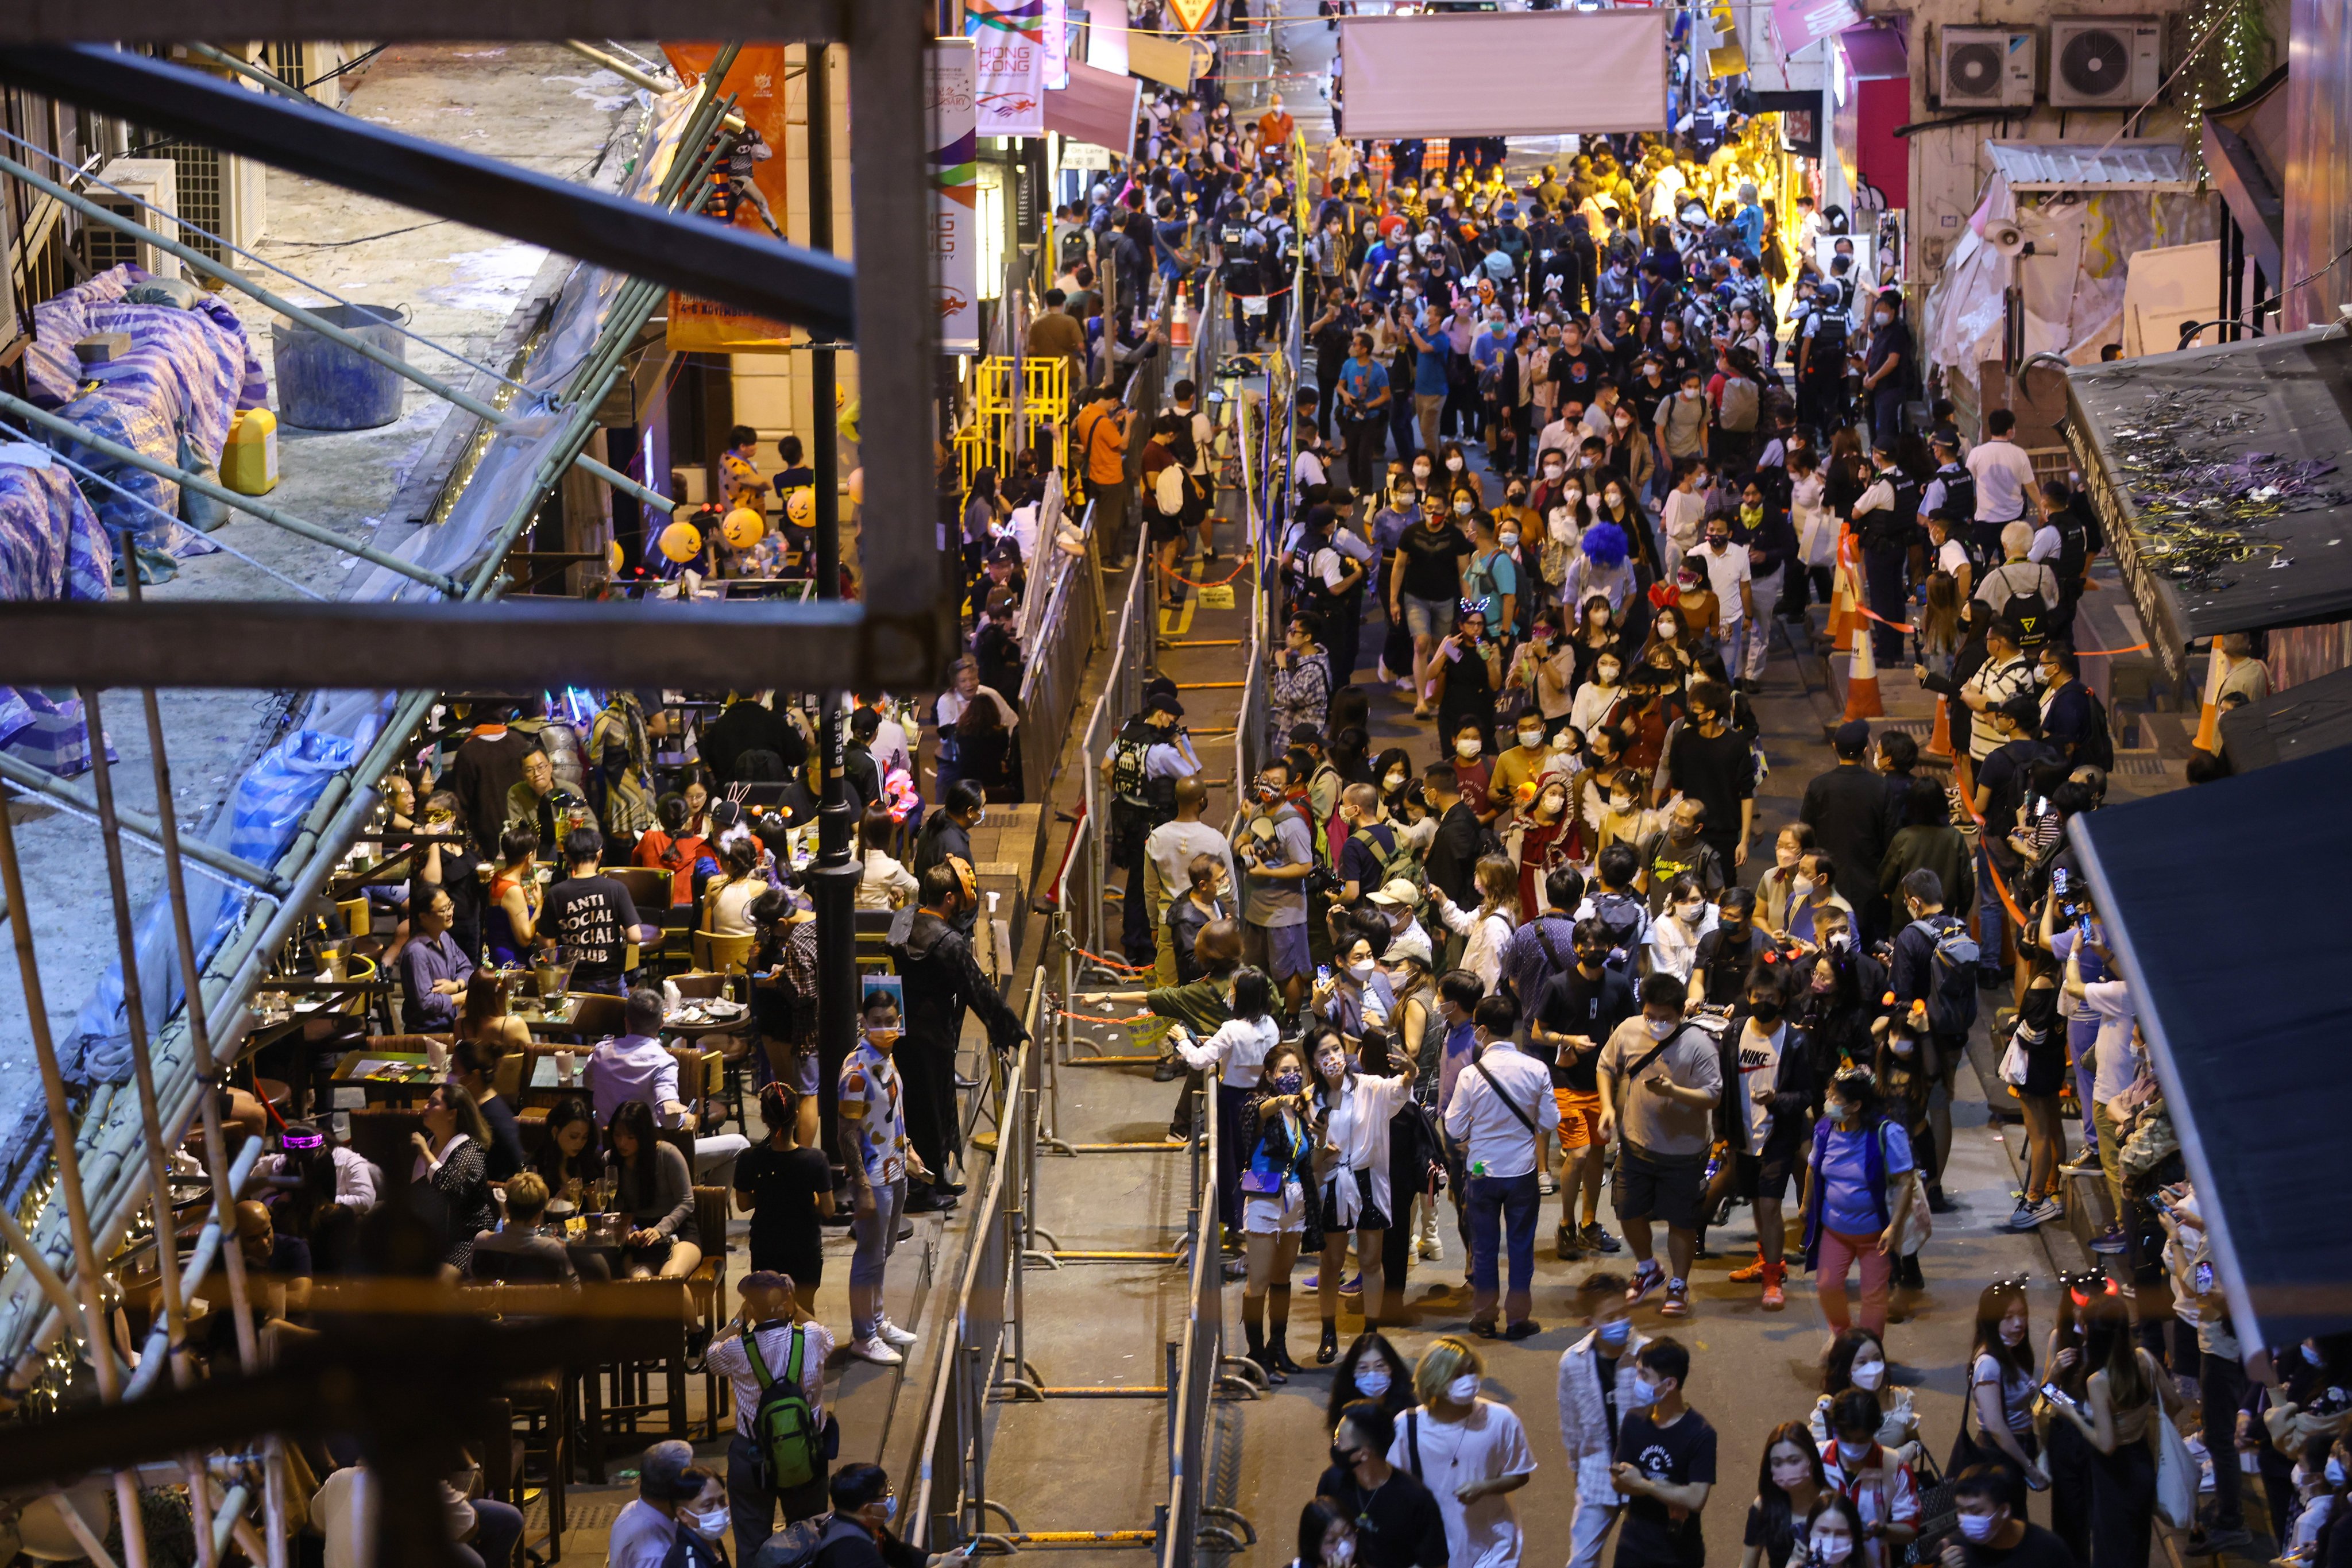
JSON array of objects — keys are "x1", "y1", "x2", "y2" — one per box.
[
  {"x1": 855, "y1": 807, "x2": 919, "y2": 912},
  {"x1": 450, "y1": 1036, "x2": 528, "y2": 1181},
  {"x1": 634, "y1": 794, "x2": 708, "y2": 909},
  {"x1": 485, "y1": 827, "x2": 543, "y2": 966},
  {"x1": 198, "y1": 1199, "x2": 316, "y2": 1322},
  {"x1": 606, "y1": 1099, "x2": 701, "y2": 1282},
  {"x1": 469, "y1": 1170, "x2": 578, "y2": 1283},
  {"x1": 260, "y1": 1122, "x2": 374, "y2": 1275},
  {"x1": 396, "y1": 887, "x2": 474, "y2": 1032},
  {"x1": 533, "y1": 1095, "x2": 607, "y2": 1207},
  {"x1": 414, "y1": 1082, "x2": 498, "y2": 1278},
  {"x1": 454, "y1": 972, "x2": 532, "y2": 1056},
  {"x1": 588, "y1": 988, "x2": 752, "y2": 1188},
  {"x1": 750, "y1": 888, "x2": 820, "y2": 1134},
  {"x1": 704, "y1": 838, "x2": 767, "y2": 939}
]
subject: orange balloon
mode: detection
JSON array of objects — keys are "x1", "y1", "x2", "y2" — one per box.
[
  {"x1": 721, "y1": 507, "x2": 764, "y2": 549},
  {"x1": 657, "y1": 519, "x2": 703, "y2": 563},
  {"x1": 785, "y1": 488, "x2": 816, "y2": 527}
]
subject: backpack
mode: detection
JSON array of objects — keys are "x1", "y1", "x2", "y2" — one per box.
[
  {"x1": 1908, "y1": 915, "x2": 1981, "y2": 1036},
  {"x1": 747, "y1": 1324, "x2": 824, "y2": 1491},
  {"x1": 1357, "y1": 821, "x2": 1421, "y2": 889},
  {"x1": 1153, "y1": 463, "x2": 1186, "y2": 520},
  {"x1": 1589, "y1": 889, "x2": 1647, "y2": 966},
  {"x1": 1717, "y1": 374, "x2": 1759, "y2": 433},
  {"x1": 750, "y1": 1515, "x2": 871, "y2": 1568},
  {"x1": 1985, "y1": 563, "x2": 2055, "y2": 651},
  {"x1": 2076, "y1": 685, "x2": 2117, "y2": 771}
]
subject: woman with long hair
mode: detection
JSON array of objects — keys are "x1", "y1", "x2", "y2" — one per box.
[
  {"x1": 484, "y1": 826, "x2": 541, "y2": 967},
  {"x1": 704, "y1": 836, "x2": 766, "y2": 937},
  {"x1": 1238, "y1": 1037, "x2": 1316, "y2": 1382},
  {"x1": 2042, "y1": 1273, "x2": 2104, "y2": 1563},
  {"x1": 608, "y1": 1098, "x2": 702, "y2": 1281},
  {"x1": 1289, "y1": 1497, "x2": 1358, "y2": 1568},
  {"x1": 1326, "y1": 1329, "x2": 1418, "y2": 1429},
  {"x1": 750, "y1": 885, "x2": 821, "y2": 1132},
  {"x1": 1808, "y1": 1327, "x2": 1921, "y2": 1462},
  {"x1": 1797, "y1": 943, "x2": 1875, "y2": 1088},
  {"x1": 1953, "y1": 1279, "x2": 2046, "y2": 1502},
  {"x1": 1173, "y1": 966, "x2": 1281, "y2": 1246},
  {"x1": 1509, "y1": 777, "x2": 1578, "y2": 917},
  {"x1": 734, "y1": 1081, "x2": 835, "y2": 1314},
  {"x1": 2050, "y1": 1290, "x2": 2183, "y2": 1568},
  {"x1": 1430, "y1": 853, "x2": 1519, "y2": 992},
  {"x1": 454, "y1": 972, "x2": 531, "y2": 1055},
  {"x1": 1797, "y1": 1493, "x2": 1867, "y2": 1568},
  {"x1": 1871, "y1": 1013, "x2": 1935, "y2": 1296},
  {"x1": 1372, "y1": 746, "x2": 1418, "y2": 818},
  {"x1": 1742, "y1": 1422, "x2": 1827, "y2": 1568},
  {"x1": 1304, "y1": 1023, "x2": 1416, "y2": 1360},
  {"x1": 412, "y1": 1082, "x2": 495, "y2": 1277},
  {"x1": 2005, "y1": 897, "x2": 2071, "y2": 1232}
]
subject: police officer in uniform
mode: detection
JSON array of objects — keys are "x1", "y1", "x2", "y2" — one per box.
[
  {"x1": 1100, "y1": 682, "x2": 1201, "y2": 964},
  {"x1": 1218, "y1": 198, "x2": 1268, "y2": 352}
]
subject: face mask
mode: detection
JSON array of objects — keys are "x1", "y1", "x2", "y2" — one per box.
[
  {"x1": 1597, "y1": 665, "x2": 1621, "y2": 686},
  {"x1": 1791, "y1": 876, "x2": 1816, "y2": 898},
  {"x1": 1384, "y1": 771, "x2": 1407, "y2": 791},
  {"x1": 2328, "y1": 1458, "x2": 2347, "y2": 1488},
  {"x1": 1499, "y1": 530, "x2": 1521, "y2": 549},
  {"x1": 1454, "y1": 499, "x2": 1474, "y2": 517},
  {"x1": 1596, "y1": 1316, "x2": 1633, "y2": 1347},
  {"x1": 1519, "y1": 728, "x2": 1544, "y2": 750},
  {"x1": 1354, "y1": 1361, "x2": 1393, "y2": 1397},
  {"x1": 1447, "y1": 456, "x2": 1466, "y2": 472},
  {"x1": 1273, "y1": 1070, "x2": 1304, "y2": 1094},
  {"x1": 1749, "y1": 999, "x2": 1782, "y2": 1024},
  {"x1": 1851, "y1": 1357, "x2": 1886, "y2": 1391},
  {"x1": 1544, "y1": 465, "x2": 1565, "y2": 480},
  {"x1": 1874, "y1": 310, "x2": 1894, "y2": 327},
  {"x1": 1318, "y1": 1053, "x2": 1348, "y2": 1083},
  {"x1": 882, "y1": 1496, "x2": 899, "y2": 1523},
  {"x1": 1826, "y1": 930, "x2": 1853, "y2": 952},
  {"x1": 1836, "y1": 1439, "x2": 1872, "y2": 1466},
  {"x1": 1707, "y1": 536, "x2": 1730, "y2": 554},
  {"x1": 1447, "y1": 1374, "x2": 1482, "y2": 1404},
  {"x1": 1676, "y1": 900, "x2": 1705, "y2": 922},
  {"x1": 1330, "y1": 1539, "x2": 1357, "y2": 1567},
  {"x1": 1623, "y1": 1373, "x2": 1660, "y2": 1408},
  {"x1": 1811, "y1": 1532, "x2": 1858, "y2": 1562},
  {"x1": 2305, "y1": 1343, "x2": 2326, "y2": 1367},
  {"x1": 1955, "y1": 1515, "x2": 1999, "y2": 1544},
  {"x1": 1457, "y1": 739, "x2": 1482, "y2": 759},
  {"x1": 691, "y1": 1508, "x2": 731, "y2": 1539},
  {"x1": 1646, "y1": 1017, "x2": 1677, "y2": 1040},
  {"x1": 1604, "y1": 493, "x2": 1625, "y2": 510},
  {"x1": 1413, "y1": 464, "x2": 1431, "y2": 480},
  {"x1": 1347, "y1": 959, "x2": 1377, "y2": 983}
]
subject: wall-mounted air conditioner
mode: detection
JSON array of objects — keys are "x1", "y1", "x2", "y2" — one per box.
[
  {"x1": 83, "y1": 157, "x2": 182, "y2": 280},
  {"x1": 1939, "y1": 27, "x2": 2037, "y2": 109},
  {"x1": 155, "y1": 143, "x2": 268, "y2": 264},
  {"x1": 2046, "y1": 17, "x2": 2164, "y2": 109}
]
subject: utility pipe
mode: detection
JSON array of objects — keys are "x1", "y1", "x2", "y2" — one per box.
[{"x1": 180, "y1": 43, "x2": 316, "y2": 109}]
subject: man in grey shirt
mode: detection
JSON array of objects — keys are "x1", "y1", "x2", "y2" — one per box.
[
  {"x1": 1231, "y1": 758, "x2": 1316, "y2": 1014},
  {"x1": 1597, "y1": 974, "x2": 1724, "y2": 1320}
]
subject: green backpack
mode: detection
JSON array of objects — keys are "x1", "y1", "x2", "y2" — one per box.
[{"x1": 748, "y1": 1325, "x2": 824, "y2": 1490}]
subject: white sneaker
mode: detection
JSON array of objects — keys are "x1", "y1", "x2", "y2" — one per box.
[
  {"x1": 1418, "y1": 1223, "x2": 1444, "y2": 1262},
  {"x1": 877, "y1": 1316, "x2": 918, "y2": 1349},
  {"x1": 849, "y1": 1334, "x2": 904, "y2": 1365}
]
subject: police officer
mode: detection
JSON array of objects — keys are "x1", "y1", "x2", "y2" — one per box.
[
  {"x1": 1100, "y1": 681, "x2": 1200, "y2": 964},
  {"x1": 1219, "y1": 196, "x2": 1268, "y2": 352}
]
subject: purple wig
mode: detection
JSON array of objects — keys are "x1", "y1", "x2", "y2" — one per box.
[{"x1": 1581, "y1": 522, "x2": 1629, "y2": 569}]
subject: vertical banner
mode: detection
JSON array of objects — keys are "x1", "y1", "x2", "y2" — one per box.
[
  {"x1": 1043, "y1": 0, "x2": 1071, "y2": 90},
  {"x1": 931, "y1": 39, "x2": 981, "y2": 354},
  {"x1": 967, "y1": 0, "x2": 1049, "y2": 137},
  {"x1": 662, "y1": 44, "x2": 797, "y2": 352}
]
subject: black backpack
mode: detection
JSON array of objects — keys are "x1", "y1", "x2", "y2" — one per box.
[
  {"x1": 1908, "y1": 915, "x2": 1981, "y2": 1036},
  {"x1": 2076, "y1": 686, "x2": 2117, "y2": 771},
  {"x1": 1986, "y1": 565, "x2": 2055, "y2": 651},
  {"x1": 750, "y1": 1515, "x2": 871, "y2": 1568},
  {"x1": 2054, "y1": 512, "x2": 2090, "y2": 589}
]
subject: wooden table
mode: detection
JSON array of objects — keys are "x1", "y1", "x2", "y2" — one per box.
[
  {"x1": 662, "y1": 1002, "x2": 749, "y2": 1043},
  {"x1": 515, "y1": 996, "x2": 587, "y2": 1038},
  {"x1": 329, "y1": 1049, "x2": 439, "y2": 1104}
]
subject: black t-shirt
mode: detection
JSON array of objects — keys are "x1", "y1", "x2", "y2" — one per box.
[
  {"x1": 1342, "y1": 822, "x2": 1399, "y2": 894},
  {"x1": 478, "y1": 1092, "x2": 528, "y2": 1180},
  {"x1": 733, "y1": 1141, "x2": 831, "y2": 1272},
  {"x1": 1395, "y1": 522, "x2": 1474, "y2": 602},
  {"x1": 1536, "y1": 965, "x2": 1636, "y2": 1091},
  {"x1": 1312, "y1": 1463, "x2": 1450, "y2": 1568},
  {"x1": 1977, "y1": 739, "x2": 2058, "y2": 863},
  {"x1": 1666, "y1": 725, "x2": 1754, "y2": 847},
  {"x1": 1595, "y1": 1347, "x2": 1625, "y2": 1446},
  {"x1": 1690, "y1": 928, "x2": 1762, "y2": 1007},
  {"x1": 1548, "y1": 346, "x2": 1604, "y2": 401},
  {"x1": 1614, "y1": 1407, "x2": 1718, "y2": 1568},
  {"x1": 546, "y1": 875, "x2": 642, "y2": 986},
  {"x1": 1963, "y1": 1523, "x2": 2080, "y2": 1568},
  {"x1": 1743, "y1": 1502, "x2": 1797, "y2": 1568}
]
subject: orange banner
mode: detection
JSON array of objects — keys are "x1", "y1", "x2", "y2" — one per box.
[{"x1": 663, "y1": 43, "x2": 797, "y2": 353}]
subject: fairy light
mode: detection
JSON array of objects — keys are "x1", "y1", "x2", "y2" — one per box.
[{"x1": 2175, "y1": 0, "x2": 2273, "y2": 180}]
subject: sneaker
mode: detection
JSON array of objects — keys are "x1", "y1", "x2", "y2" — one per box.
[
  {"x1": 877, "y1": 1316, "x2": 918, "y2": 1349},
  {"x1": 1581, "y1": 1223, "x2": 1623, "y2": 1255},
  {"x1": 1626, "y1": 1262, "x2": 1666, "y2": 1305},
  {"x1": 1729, "y1": 1253, "x2": 1767, "y2": 1283},
  {"x1": 1153, "y1": 1057, "x2": 1184, "y2": 1083},
  {"x1": 1557, "y1": 1222, "x2": 1584, "y2": 1261},
  {"x1": 2090, "y1": 1226, "x2": 2129, "y2": 1255},
  {"x1": 1761, "y1": 1267, "x2": 1787, "y2": 1311},
  {"x1": 2007, "y1": 1200, "x2": 2042, "y2": 1230},
  {"x1": 1502, "y1": 1319, "x2": 1542, "y2": 1341},
  {"x1": 2063, "y1": 1150, "x2": 2103, "y2": 1173},
  {"x1": 2020, "y1": 1196, "x2": 2065, "y2": 1229},
  {"x1": 849, "y1": 1335, "x2": 904, "y2": 1365},
  {"x1": 1338, "y1": 1272, "x2": 1362, "y2": 1297},
  {"x1": 1660, "y1": 1279, "x2": 1692, "y2": 1318},
  {"x1": 1539, "y1": 1173, "x2": 1558, "y2": 1196}
]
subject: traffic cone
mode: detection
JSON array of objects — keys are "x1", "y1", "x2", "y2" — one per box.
[
  {"x1": 2191, "y1": 635, "x2": 2226, "y2": 751},
  {"x1": 1826, "y1": 528, "x2": 1858, "y2": 645},
  {"x1": 1169, "y1": 292, "x2": 1193, "y2": 349},
  {"x1": 1926, "y1": 693, "x2": 1956, "y2": 759},
  {"x1": 1842, "y1": 615, "x2": 1884, "y2": 721}
]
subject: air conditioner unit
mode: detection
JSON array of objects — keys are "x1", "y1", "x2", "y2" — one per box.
[
  {"x1": 155, "y1": 143, "x2": 268, "y2": 264},
  {"x1": 82, "y1": 158, "x2": 182, "y2": 280},
  {"x1": 2047, "y1": 17, "x2": 2163, "y2": 109},
  {"x1": 263, "y1": 40, "x2": 374, "y2": 107},
  {"x1": 1939, "y1": 27, "x2": 2037, "y2": 109}
]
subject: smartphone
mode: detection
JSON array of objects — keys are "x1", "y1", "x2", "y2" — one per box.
[
  {"x1": 1316, "y1": 964, "x2": 1333, "y2": 986},
  {"x1": 2040, "y1": 1382, "x2": 2084, "y2": 1417}
]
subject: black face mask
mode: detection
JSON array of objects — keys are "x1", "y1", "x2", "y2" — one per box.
[
  {"x1": 1748, "y1": 999, "x2": 1782, "y2": 1024},
  {"x1": 1331, "y1": 1443, "x2": 1360, "y2": 1469}
]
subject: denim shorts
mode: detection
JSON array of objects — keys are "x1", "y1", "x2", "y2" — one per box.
[{"x1": 1401, "y1": 593, "x2": 1456, "y2": 640}]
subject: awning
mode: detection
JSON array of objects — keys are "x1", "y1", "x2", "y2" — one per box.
[
  {"x1": 1044, "y1": 58, "x2": 1141, "y2": 153},
  {"x1": 2061, "y1": 325, "x2": 2352, "y2": 696},
  {"x1": 2071, "y1": 744, "x2": 2352, "y2": 1355},
  {"x1": 2218, "y1": 661, "x2": 2352, "y2": 770},
  {"x1": 1982, "y1": 138, "x2": 2196, "y2": 192},
  {"x1": 2203, "y1": 65, "x2": 2288, "y2": 281}
]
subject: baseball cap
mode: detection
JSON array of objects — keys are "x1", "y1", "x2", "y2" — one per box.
[
  {"x1": 1832, "y1": 719, "x2": 1872, "y2": 757},
  {"x1": 1368, "y1": 878, "x2": 1422, "y2": 907},
  {"x1": 1287, "y1": 723, "x2": 1322, "y2": 746}
]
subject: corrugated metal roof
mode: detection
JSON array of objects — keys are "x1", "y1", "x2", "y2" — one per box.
[{"x1": 1984, "y1": 138, "x2": 2197, "y2": 191}]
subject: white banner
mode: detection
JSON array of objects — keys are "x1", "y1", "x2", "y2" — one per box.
[
  {"x1": 1337, "y1": 12, "x2": 1671, "y2": 138},
  {"x1": 967, "y1": 0, "x2": 1048, "y2": 138},
  {"x1": 929, "y1": 40, "x2": 980, "y2": 354},
  {"x1": 1044, "y1": 0, "x2": 1071, "y2": 89}
]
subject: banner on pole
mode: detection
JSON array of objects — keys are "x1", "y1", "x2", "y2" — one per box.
[
  {"x1": 967, "y1": 0, "x2": 1048, "y2": 137},
  {"x1": 930, "y1": 39, "x2": 981, "y2": 354},
  {"x1": 662, "y1": 44, "x2": 797, "y2": 353}
]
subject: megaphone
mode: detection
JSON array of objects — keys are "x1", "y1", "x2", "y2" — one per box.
[{"x1": 1986, "y1": 220, "x2": 2027, "y2": 258}]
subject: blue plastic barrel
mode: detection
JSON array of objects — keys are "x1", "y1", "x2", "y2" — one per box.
[{"x1": 271, "y1": 303, "x2": 408, "y2": 430}]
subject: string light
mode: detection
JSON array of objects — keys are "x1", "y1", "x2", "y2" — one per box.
[{"x1": 2175, "y1": 0, "x2": 2272, "y2": 180}]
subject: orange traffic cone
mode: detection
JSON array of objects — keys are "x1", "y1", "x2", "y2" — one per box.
[
  {"x1": 1926, "y1": 692, "x2": 1956, "y2": 758},
  {"x1": 1827, "y1": 528, "x2": 1859, "y2": 644},
  {"x1": 2191, "y1": 636, "x2": 2225, "y2": 751},
  {"x1": 1843, "y1": 616, "x2": 1885, "y2": 721}
]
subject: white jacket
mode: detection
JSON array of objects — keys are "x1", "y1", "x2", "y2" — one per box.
[{"x1": 1558, "y1": 1327, "x2": 1651, "y2": 1501}]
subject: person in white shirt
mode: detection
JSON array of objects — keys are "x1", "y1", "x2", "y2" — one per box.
[
  {"x1": 607, "y1": 1441, "x2": 701, "y2": 1568},
  {"x1": 1390, "y1": 1335, "x2": 1537, "y2": 1568},
  {"x1": 314, "y1": 1455, "x2": 523, "y2": 1568},
  {"x1": 1370, "y1": 877, "x2": 1437, "y2": 966},
  {"x1": 1973, "y1": 522, "x2": 2060, "y2": 623},
  {"x1": 706, "y1": 1271, "x2": 839, "y2": 1557},
  {"x1": 257, "y1": 1128, "x2": 381, "y2": 1214},
  {"x1": 1924, "y1": 512, "x2": 1973, "y2": 601},
  {"x1": 586, "y1": 988, "x2": 752, "y2": 1187},
  {"x1": 855, "y1": 808, "x2": 921, "y2": 910},
  {"x1": 1443, "y1": 995, "x2": 1561, "y2": 1338},
  {"x1": 1659, "y1": 462, "x2": 1709, "y2": 565},
  {"x1": 1302, "y1": 1022, "x2": 1417, "y2": 1361},
  {"x1": 1963, "y1": 408, "x2": 2038, "y2": 563},
  {"x1": 1558, "y1": 1281, "x2": 1652, "y2": 1568},
  {"x1": 852, "y1": 695, "x2": 914, "y2": 779},
  {"x1": 1431, "y1": 856, "x2": 1520, "y2": 993}
]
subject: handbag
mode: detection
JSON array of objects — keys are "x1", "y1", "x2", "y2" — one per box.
[
  {"x1": 2154, "y1": 1407, "x2": 2199, "y2": 1528},
  {"x1": 1997, "y1": 1031, "x2": 2031, "y2": 1088},
  {"x1": 1906, "y1": 1449, "x2": 1957, "y2": 1559}
]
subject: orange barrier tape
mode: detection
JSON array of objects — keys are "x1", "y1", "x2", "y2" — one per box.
[
  {"x1": 1165, "y1": 556, "x2": 1252, "y2": 589},
  {"x1": 1063, "y1": 1010, "x2": 1158, "y2": 1026},
  {"x1": 1953, "y1": 752, "x2": 2034, "y2": 932},
  {"x1": 1073, "y1": 946, "x2": 1150, "y2": 974}
]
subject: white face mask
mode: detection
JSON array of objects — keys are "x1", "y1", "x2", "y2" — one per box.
[
  {"x1": 1623, "y1": 1372, "x2": 1660, "y2": 1408},
  {"x1": 1384, "y1": 771, "x2": 1408, "y2": 791},
  {"x1": 1850, "y1": 1357, "x2": 1886, "y2": 1391},
  {"x1": 1413, "y1": 464, "x2": 1432, "y2": 480},
  {"x1": 1836, "y1": 1438, "x2": 1872, "y2": 1466},
  {"x1": 1645, "y1": 1017, "x2": 1677, "y2": 1040},
  {"x1": 1791, "y1": 876, "x2": 1815, "y2": 898},
  {"x1": 1955, "y1": 1515, "x2": 1999, "y2": 1544},
  {"x1": 1519, "y1": 728, "x2": 1545, "y2": 750},
  {"x1": 1499, "y1": 529, "x2": 1521, "y2": 547},
  {"x1": 1597, "y1": 665, "x2": 1621, "y2": 685},
  {"x1": 1447, "y1": 1374, "x2": 1481, "y2": 1403},
  {"x1": 1874, "y1": 310, "x2": 1894, "y2": 327},
  {"x1": 1676, "y1": 900, "x2": 1705, "y2": 922},
  {"x1": 1890, "y1": 1036, "x2": 1915, "y2": 1056},
  {"x1": 691, "y1": 1507, "x2": 731, "y2": 1539},
  {"x1": 1354, "y1": 1362, "x2": 1393, "y2": 1397},
  {"x1": 1454, "y1": 499, "x2": 1474, "y2": 517},
  {"x1": 1811, "y1": 1531, "x2": 1857, "y2": 1562},
  {"x1": 1329, "y1": 1538, "x2": 1357, "y2": 1567},
  {"x1": 1347, "y1": 959, "x2": 1377, "y2": 982},
  {"x1": 1457, "y1": 739, "x2": 1482, "y2": 759},
  {"x1": 1447, "y1": 456, "x2": 1466, "y2": 472}
]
